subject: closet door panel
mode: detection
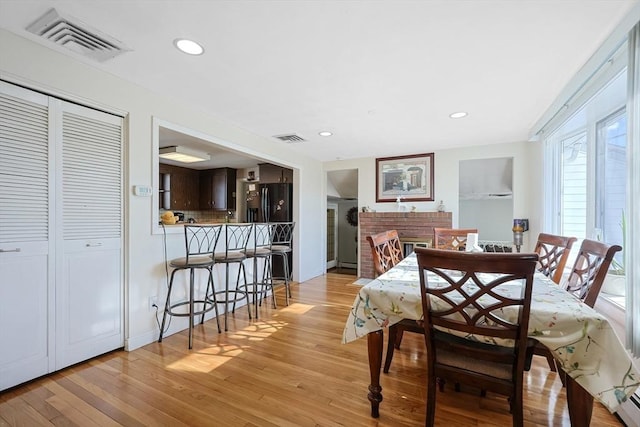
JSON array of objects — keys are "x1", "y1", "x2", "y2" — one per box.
[
  {"x1": 56, "y1": 101, "x2": 123, "y2": 370},
  {"x1": 0, "y1": 82, "x2": 52, "y2": 390},
  {"x1": 0, "y1": 244, "x2": 49, "y2": 390}
]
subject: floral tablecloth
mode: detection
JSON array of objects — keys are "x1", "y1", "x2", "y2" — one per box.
[{"x1": 342, "y1": 253, "x2": 639, "y2": 412}]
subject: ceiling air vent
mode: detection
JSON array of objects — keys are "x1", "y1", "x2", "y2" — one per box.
[
  {"x1": 26, "y1": 8, "x2": 130, "y2": 62},
  {"x1": 273, "y1": 133, "x2": 306, "y2": 143}
]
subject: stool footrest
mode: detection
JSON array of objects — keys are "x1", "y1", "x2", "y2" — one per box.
[
  {"x1": 166, "y1": 299, "x2": 217, "y2": 318},
  {"x1": 212, "y1": 290, "x2": 249, "y2": 304}
]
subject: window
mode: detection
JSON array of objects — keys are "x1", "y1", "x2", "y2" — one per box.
[
  {"x1": 544, "y1": 69, "x2": 627, "y2": 294},
  {"x1": 596, "y1": 110, "x2": 626, "y2": 269},
  {"x1": 559, "y1": 131, "x2": 587, "y2": 238}
]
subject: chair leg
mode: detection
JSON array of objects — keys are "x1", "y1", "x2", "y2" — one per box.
[
  {"x1": 241, "y1": 262, "x2": 252, "y2": 320},
  {"x1": 188, "y1": 268, "x2": 195, "y2": 349},
  {"x1": 545, "y1": 352, "x2": 557, "y2": 372},
  {"x1": 261, "y1": 255, "x2": 276, "y2": 309},
  {"x1": 282, "y1": 253, "x2": 291, "y2": 305},
  {"x1": 224, "y1": 263, "x2": 230, "y2": 331},
  {"x1": 383, "y1": 324, "x2": 398, "y2": 373},
  {"x1": 159, "y1": 268, "x2": 179, "y2": 342},
  {"x1": 511, "y1": 388, "x2": 524, "y2": 427},
  {"x1": 557, "y1": 363, "x2": 567, "y2": 387},
  {"x1": 427, "y1": 373, "x2": 437, "y2": 427},
  {"x1": 394, "y1": 328, "x2": 405, "y2": 349},
  {"x1": 203, "y1": 269, "x2": 221, "y2": 333}
]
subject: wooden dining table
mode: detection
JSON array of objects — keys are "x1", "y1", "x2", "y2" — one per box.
[{"x1": 342, "y1": 252, "x2": 639, "y2": 425}]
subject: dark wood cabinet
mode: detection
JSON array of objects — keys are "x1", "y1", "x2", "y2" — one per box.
[
  {"x1": 259, "y1": 163, "x2": 293, "y2": 183},
  {"x1": 159, "y1": 164, "x2": 200, "y2": 210},
  {"x1": 200, "y1": 168, "x2": 237, "y2": 210}
]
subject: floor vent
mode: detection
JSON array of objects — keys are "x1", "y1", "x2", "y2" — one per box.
[
  {"x1": 273, "y1": 133, "x2": 306, "y2": 143},
  {"x1": 26, "y1": 8, "x2": 130, "y2": 62}
]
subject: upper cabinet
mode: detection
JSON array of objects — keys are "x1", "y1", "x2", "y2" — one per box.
[
  {"x1": 259, "y1": 163, "x2": 293, "y2": 184},
  {"x1": 159, "y1": 164, "x2": 200, "y2": 210},
  {"x1": 200, "y1": 168, "x2": 236, "y2": 211}
]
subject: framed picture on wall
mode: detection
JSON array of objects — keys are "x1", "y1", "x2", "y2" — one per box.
[{"x1": 375, "y1": 153, "x2": 434, "y2": 202}]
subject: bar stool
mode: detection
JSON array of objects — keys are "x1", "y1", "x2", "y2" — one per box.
[
  {"x1": 211, "y1": 223, "x2": 253, "y2": 331},
  {"x1": 269, "y1": 221, "x2": 295, "y2": 305},
  {"x1": 158, "y1": 224, "x2": 223, "y2": 349},
  {"x1": 240, "y1": 222, "x2": 276, "y2": 318}
]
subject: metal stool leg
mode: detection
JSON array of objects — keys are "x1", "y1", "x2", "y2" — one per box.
[
  {"x1": 159, "y1": 268, "x2": 180, "y2": 343},
  {"x1": 203, "y1": 268, "x2": 221, "y2": 333},
  {"x1": 188, "y1": 268, "x2": 195, "y2": 349}
]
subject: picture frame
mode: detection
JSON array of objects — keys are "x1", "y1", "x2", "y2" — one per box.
[{"x1": 375, "y1": 153, "x2": 434, "y2": 202}]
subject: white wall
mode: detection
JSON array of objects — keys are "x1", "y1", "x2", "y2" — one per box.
[
  {"x1": 324, "y1": 140, "x2": 543, "y2": 275},
  {"x1": 0, "y1": 29, "x2": 325, "y2": 350},
  {"x1": 459, "y1": 198, "x2": 513, "y2": 242}
]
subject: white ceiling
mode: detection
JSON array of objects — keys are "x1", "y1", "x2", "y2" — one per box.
[{"x1": 0, "y1": 0, "x2": 637, "y2": 168}]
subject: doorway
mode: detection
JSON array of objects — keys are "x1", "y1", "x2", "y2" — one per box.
[{"x1": 326, "y1": 169, "x2": 358, "y2": 275}]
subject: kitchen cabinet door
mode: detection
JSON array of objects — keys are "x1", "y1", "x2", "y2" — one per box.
[
  {"x1": 212, "y1": 168, "x2": 236, "y2": 211},
  {"x1": 200, "y1": 168, "x2": 236, "y2": 210},
  {"x1": 160, "y1": 164, "x2": 200, "y2": 210},
  {"x1": 258, "y1": 163, "x2": 293, "y2": 183}
]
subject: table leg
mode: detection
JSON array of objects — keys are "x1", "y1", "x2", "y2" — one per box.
[
  {"x1": 367, "y1": 329, "x2": 383, "y2": 418},
  {"x1": 565, "y1": 372, "x2": 593, "y2": 426}
]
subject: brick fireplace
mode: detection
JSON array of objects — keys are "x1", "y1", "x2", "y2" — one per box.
[{"x1": 359, "y1": 211, "x2": 452, "y2": 279}]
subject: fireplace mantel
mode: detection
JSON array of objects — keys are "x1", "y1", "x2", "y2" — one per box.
[{"x1": 359, "y1": 211, "x2": 452, "y2": 279}]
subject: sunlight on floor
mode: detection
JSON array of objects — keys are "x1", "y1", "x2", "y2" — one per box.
[
  {"x1": 273, "y1": 302, "x2": 315, "y2": 315},
  {"x1": 167, "y1": 303, "x2": 316, "y2": 373}
]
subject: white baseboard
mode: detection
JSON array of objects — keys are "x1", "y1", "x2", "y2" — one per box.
[
  {"x1": 338, "y1": 262, "x2": 357, "y2": 269},
  {"x1": 617, "y1": 391, "x2": 640, "y2": 427}
]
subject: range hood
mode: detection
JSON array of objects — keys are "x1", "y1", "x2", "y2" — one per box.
[{"x1": 459, "y1": 157, "x2": 513, "y2": 200}]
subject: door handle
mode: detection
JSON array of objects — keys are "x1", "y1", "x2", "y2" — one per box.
[
  {"x1": 85, "y1": 243, "x2": 103, "y2": 247},
  {"x1": 0, "y1": 248, "x2": 21, "y2": 253}
]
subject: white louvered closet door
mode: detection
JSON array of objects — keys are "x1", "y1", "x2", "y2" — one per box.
[
  {"x1": 55, "y1": 100, "x2": 123, "y2": 370},
  {"x1": 0, "y1": 82, "x2": 53, "y2": 390}
]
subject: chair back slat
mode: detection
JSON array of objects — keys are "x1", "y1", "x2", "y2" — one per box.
[
  {"x1": 433, "y1": 228, "x2": 478, "y2": 251},
  {"x1": 223, "y1": 224, "x2": 253, "y2": 254},
  {"x1": 416, "y1": 249, "x2": 537, "y2": 344},
  {"x1": 366, "y1": 230, "x2": 404, "y2": 276},
  {"x1": 534, "y1": 233, "x2": 577, "y2": 284},
  {"x1": 565, "y1": 239, "x2": 622, "y2": 307},
  {"x1": 271, "y1": 222, "x2": 295, "y2": 247},
  {"x1": 184, "y1": 224, "x2": 223, "y2": 262}
]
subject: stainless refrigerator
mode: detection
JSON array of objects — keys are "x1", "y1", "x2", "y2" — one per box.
[
  {"x1": 246, "y1": 183, "x2": 293, "y2": 277},
  {"x1": 246, "y1": 183, "x2": 293, "y2": 223}
]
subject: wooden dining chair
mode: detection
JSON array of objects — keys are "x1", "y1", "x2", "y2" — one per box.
[
  {"x1": 415, "y1": 248, "x2": 538, "y2": 427},
  {"x1": 433, "y1": 227, "x2": 478, "y2": 251},
  {"x1": 530, "y1": 238, "x2": 622, "y2": 379},
  {"x1": 533, "y1": 233, "x2": 577, "y2": 284},
  {"x1": 366, "y1": 230, "x2": 423, "y2": 373},
  {"x1": 367, "y1": 230, "x2": 404, "y2": 276},
  {"x1": 529, "y1": 233, "x2": 577, "y2": 371},
  {"x1": 564, "y1": 239, "x2": 622, "y2": 307}
]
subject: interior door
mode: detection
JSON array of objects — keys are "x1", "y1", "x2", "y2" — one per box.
[
  {"x1": 0, "y1": 82, "x2": 53, "y2": 390},
  {"x1": 327, "y1": 203, "x2": 338, "y2": 269},
  {"x1": 55, "y1": 100, "x2": 123, "y2": 369}
]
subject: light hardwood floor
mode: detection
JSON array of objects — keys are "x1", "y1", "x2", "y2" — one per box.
[{"x1": 0, "y1": 273, "x2": 623, "y2": 426}]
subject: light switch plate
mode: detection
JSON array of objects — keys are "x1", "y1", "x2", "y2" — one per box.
[{"x1": 133, "y1": 185, "x2": 152, "y2": 197}]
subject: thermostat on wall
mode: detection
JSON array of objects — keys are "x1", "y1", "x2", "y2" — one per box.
[{"x1": 133, "y1": 185, "x2": 152, "y2": 197}]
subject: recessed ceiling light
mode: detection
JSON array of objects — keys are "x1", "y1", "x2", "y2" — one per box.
[
  {"x1": 449, "y1": 112, "x2": 468, "y2": 119},
  {"x1": 174, "y1": 38, "x2": 204, "y2": 55},
  {"x1": 319, "y1": 131, "x2": 333, "y2": 137}
]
